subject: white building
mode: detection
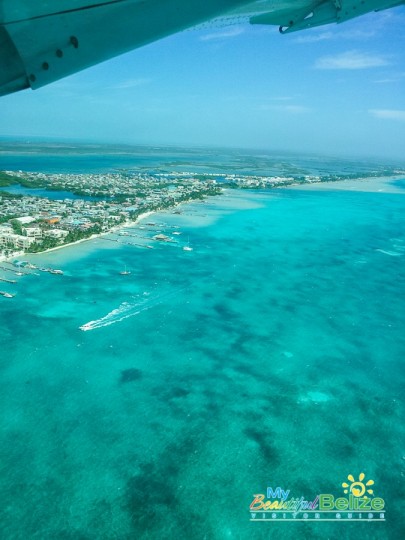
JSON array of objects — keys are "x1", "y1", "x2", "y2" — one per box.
[
  {"x1": 0, "y1": 232, "x2": 36, "y2": 249},
  {"x1": 15, "y1": 216, "x2": 36, "y2": 225},
  {"x1": 45, "y1": 229, "x2": 69, "y2": 239},
  {"x1": 24, "y1": 227, "x2": 42, "y2": 238}
]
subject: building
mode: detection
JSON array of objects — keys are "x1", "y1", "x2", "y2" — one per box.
[
  {"x1": 15, "y1": 216, "x2": 36, "y2": 225},
  {"x1": 0, "y1": 232, "x2": 36, "y2": 249},
  {"x1": 45, "y1": 229, "x2": 69, "y2": 239},
  {"x1": 24, "y1": 227, "x2": 42, "y2": 238}
]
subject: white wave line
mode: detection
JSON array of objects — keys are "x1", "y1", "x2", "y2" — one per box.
[{"x1": 79, "y1": 287, "x2": 186, "y2": 331}]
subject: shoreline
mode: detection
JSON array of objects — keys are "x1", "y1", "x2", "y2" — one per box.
[
  {"x1": 0, "y1": 210, "x2": 156, "y2": 263},
  {"x1": 36, "y1": 210, "x2": 156, "y2": 256},
  {"x1": 282, "y1": 174, "x2": 405, "y2": 194},
  {"x1": 1, "y1": 174, "x2": 404, "y2": 263}
]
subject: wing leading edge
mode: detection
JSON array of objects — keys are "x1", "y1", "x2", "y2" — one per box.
[{"x1": 0, "y1": 0, "x2": 404, "y2": 97}]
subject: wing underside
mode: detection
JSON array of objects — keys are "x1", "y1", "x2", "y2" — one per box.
[{"x1": 0, "y1": 0, "x2": 403, "y2": 96}]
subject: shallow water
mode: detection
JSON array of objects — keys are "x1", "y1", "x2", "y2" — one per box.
[
  {"x1": 0, "y1": 187, "x2": 404, "y2": 539},
  {"x1": 1, "y1": 143, "x2": 401, "y2": 176}
]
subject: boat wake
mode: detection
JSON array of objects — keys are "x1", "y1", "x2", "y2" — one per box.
[
  {"x1": 79, "y1": 288, "x2": 184, "y2": 331},
  {"x1": 375, "y1": 249, "x2": 402, "y2": 257}
]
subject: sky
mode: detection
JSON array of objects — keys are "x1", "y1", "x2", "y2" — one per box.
[{"x1": 1, "y1": 5, "x2": 405, "y2": 160}]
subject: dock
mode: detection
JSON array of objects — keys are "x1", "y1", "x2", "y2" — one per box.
[
  {"x1": 102, "y1": 237, "x2": 154, "y2": 249},
  {"x1": 0, "y1": 264, "x2": 31, "y2": 275},
  {"x1": 38, "y1": 267, "x2": 63, "y2": 275},
  {"x1": 0, "y1": 277, "x2": 16, "y2": 284}
]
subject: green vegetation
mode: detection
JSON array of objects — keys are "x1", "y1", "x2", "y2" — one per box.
[
  {"x1": 0, "y1": 171, "x2": 20, "y2": 187},
  {"x1": 17, "y1": 177, "x2": 47, "y2": 188},
  {"x1": 27, "y1": 237, "x2": 60, "y2": 252},
  {"x1": 0, "y1": 214, "x2": 17, "y2": 224},
  {"x1": 64, "y1": 224, "x2": 102, "y2": 244},
  {"x1": 10, "y1": 218, "x2": 23, "y2": 235},
  {"x1": 0, "y1": 191, "x2": 22, "y2": 199}
]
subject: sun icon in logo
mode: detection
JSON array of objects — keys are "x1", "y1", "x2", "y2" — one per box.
[{"x1": 342, "y1": 473, "x2": 374, "y2": 497}]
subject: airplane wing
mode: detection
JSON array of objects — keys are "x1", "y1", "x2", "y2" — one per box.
[{"x1": 1, "y1": 0, "x2": 404, "y2": 97}]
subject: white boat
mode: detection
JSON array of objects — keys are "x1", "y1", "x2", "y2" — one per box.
[
  {"x1": 79, "y1": 322, "x2": 92, "y2": 331},
  {"x1": 120, "y1": 265, "x2": 131, "y2": 275},
  {"x1": 0, "y1": 291, "x2": 14, "y2": 298},
  {"x1": 183, "y1": 237, "x2": 193, "y2": 251}
]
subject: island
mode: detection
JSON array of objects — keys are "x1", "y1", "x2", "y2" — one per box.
[{"x1": 1, "y1": 166, "x2": 403, "y2": 260}]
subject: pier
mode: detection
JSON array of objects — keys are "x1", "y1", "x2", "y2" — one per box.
[
  {"x1": 0, "y1": 264, "x2": 31, "y2": 275},
  {"x1": 0, "y1": 277, "x2": 16, "y2": 284},
  {"x1": 102, "y1": 237, "x2": 154, "y2": 249},
  {"x1": 38, "y1": 267, "x2": 63, "y2": 275}
]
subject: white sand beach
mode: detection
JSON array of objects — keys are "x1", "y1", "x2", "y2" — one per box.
[{"x1": 284, "y1": 175, "x2": 405, "y2": 194}]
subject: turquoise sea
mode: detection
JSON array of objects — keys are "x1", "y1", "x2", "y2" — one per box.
[{"x1": 0, "y1": 173, "x2": 405, "y2": 538}]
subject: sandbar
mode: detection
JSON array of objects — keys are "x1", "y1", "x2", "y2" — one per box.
[{"x1": 283, "y1": 175, "x2": 405, "y2": 194}]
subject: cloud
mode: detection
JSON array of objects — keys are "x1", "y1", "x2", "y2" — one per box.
[
  {"x1": 295, "y1": 32, "x2": 335, "y2": 44},
  {"x1": 294, "y1": 26, "x2": 376, "y2": 44},
  {"x1": 369, "y1": 109, "x2": 405, "y2": 121},
  {"x1": 374, "y1": 78, "x2": 397, "y2": 84},
  {"x1": 261, "y1": 104, "x2": 311, "y2": 114},
  {"x1": 200, "y1": 27, "x2": 244, "y2": 41},
  {"x1": 280, "y1": 105, "x2": 311, "y2": 114},
  {"x1": 314, "y1": 50, "x2": 390, "y2": 70},
  {"x1": 112, "y1": 78, "x2": 151, "y2": 89},
  {"x1": 374, "y1": 72, "x2": 405, "y2": 84},
  {"x1": 297, "y1": 8, "x2": 405, "y2": 45},
  {"x1": 269, "y1": 96, "x2": 294, "y2": 101},
  {"x1": 339, "y1": 29, "x2": 377, "y2": 40}
]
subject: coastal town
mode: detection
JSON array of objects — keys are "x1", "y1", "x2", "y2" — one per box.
[
  {"x1": 0, "y1": 167, "x2": 403, "y2": 261},
  {"x1": 0, "y1": 170, "x2": 223, "y2": 259}
]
